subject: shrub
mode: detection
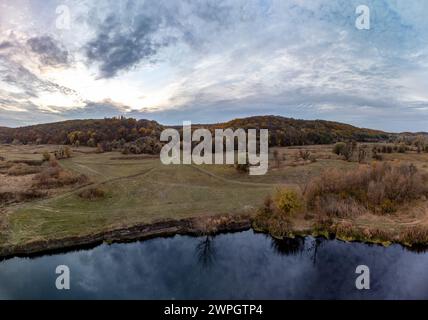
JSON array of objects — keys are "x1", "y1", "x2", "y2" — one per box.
[
  {"x1": 274, "y1": 188, "x2": 303, "y2": 217},
  {"x1": 0, "y1": 189, "x2": 46, "y2": 205},
  {"x1": 272, "y1": 149, "x2": 280, "y2": 168},
  {"x1": 399, "y1": 227, "x2": 428, "y2": 245},
  {"x1": 314, "y1": 195, "x2": 366, "y2": 218},
  {"x1": 298, "y1": 150, "x2": 311, "y2": 161},
  {"x1": 333, "y1": 141, "x2": 356, "y2": 161},
  {"x1": 358, "y1": 147, "x2": 367, "y2": 163},
  {"x1": 54, "y1": 146, "x2": 71, "y2": 159},
  {"x1": 234, "y1": 162, "x2": 249, "y2": 173},
  {"x1": 78, "y1": 187, "x2": 105, "y2": 200},
  {"x1": 397, "y1": 144, "x2": 407, "y2": 153},
  {"x1": 64, "y1": 146, "x2": 72, "y2": 158},
  {"x1": 33, "y1": 161, "x2": 88, "y2": 189},
  {"x1": 305, "y1": 162, "x2": 428, "y2": 216},
  {"x1": 42, "y1": 151, "x2": 51, "y2": 162},
  {"x1": 372, "y1": 151, "x2": 383, "y2": 161},
  {"x1": 7, "y1": 163, "x2": 41, "y2": 176},
  {"x1": 333, "y1": 142, "x2": 346, "y2": 155},
  {"x1": 263, "y1": 194, "x2": 273, "y2": 213},
  {"x1": 96, "y1": 143, "x2": 104, "y2": 153},
  {"x1": 234, "y1": 153, "x2": 249, "y2": 173}
]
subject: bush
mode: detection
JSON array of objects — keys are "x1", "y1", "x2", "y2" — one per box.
[
  {"x1": 358, "y1": 147, "x2": 367, "y2": 163},
  {"x1": 33, "y1": 161, "x2": 88, "y2": 189},
  {"x1": 42, "y1": 151, "x2": 51, "y2": 162},
  {"x1": 372, "y1": 151, "x2": 383, "y2": 161},
  {"x1": 54, "y1": 146, "x2": 72, "y2": 159},
  {"x1": 0, "y1": 189, "x2": 46, "y2": 205},
  {"x1": 305, "y1": 162, "x2": 428, "y2": 216},
  {"x1": 263, "y1": 194, "x2": 273, "y2": 213},
  {"x1": 397, "y1": 144, "x2": 407, "y2": 153},
  {"x1": 333, "y1": 142, "x2": 346, "y2": 155},
  {"x1": 78, "y1": 187, "x2": 105, "y2": 200},
  {"x1": 298, "y1": 150, "x2": 311, "y2": 161},
  {"x1": 274, "y1": 188, "x2": 303, "y2": 217},
  {"x1": 7, "y1": 163, "x2": 41, "y2": 176},
  {"x1": 333, "y1": 141, "x2": 356, "y2": 161}
]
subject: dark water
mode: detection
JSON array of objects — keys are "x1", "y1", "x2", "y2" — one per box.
[{"x1": 1, "y1": 230, "x2": 428, "y2": 299}]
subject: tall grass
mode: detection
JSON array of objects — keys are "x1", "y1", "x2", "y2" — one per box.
[
  {"x1": 33, "y1": 160, "x2": 88, "y2": 189},
  {"x1": 305, "y1": 162, "x2": 428, "y2": 216}
]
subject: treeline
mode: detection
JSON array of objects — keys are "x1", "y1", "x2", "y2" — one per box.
[
  {"x1": 1, "y1": 117, "x2": 164, "y2": 152},
  {"x1": 202, "y1": 116, "x2": 392, "y2": 146},
  {"x1": 0, "y1": 115, "x2": 397, "y2": 154}
]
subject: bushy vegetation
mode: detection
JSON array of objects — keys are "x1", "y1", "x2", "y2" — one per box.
[
  {"x1": 305, "y1": 162, "x2": 428, "y2": 216},
  {"x1": 0, "y1": 116, "x2": 392, "y2": 152},
  {"x1": 54, "y1": 146, "x2": 72, "y2": 159},
  {"x1": 253, "y1": 188, "x2": 304, "y2": 237},
  {"x1": 42, "y1": 151, "x2": 51, "y2": 161},
  {"x1": 254, "y1": 160, "x2": 428, "y2": 242},
  {"x1": 0, "y1": 117, "x2": 164, "y2": 147},
  {"x1": 274, "y1": 188, "x2": 303, "y2": 217},
  {"x1": 122, "y1": 136, "x2": 163, "y2": 155},
  {"x1": 298, "y1": 150, "x2": 311, "y2": 161},
  {"x1": 33, "y1": 160, "x2": 88, "y2": 189},
  {"x1": 78, "y1": 187, "x2": 106, "y2": 200},
  {"x1": 7, "y1": 163, "x2": 41, "y2": 176},
  {"x1": 332, "y1": 141, "x2": 358, "y2": 161},
  {"x1": 0, "y1": 189, "x2": 46, "y2": 206},
  {"x1": 220, "y1": 116, "x2": 391, "y2": 146},
  {"x1": 333, "y1": 142, "x2": 347, "y2": 156}
]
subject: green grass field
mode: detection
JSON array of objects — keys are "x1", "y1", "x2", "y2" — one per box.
[
  {"x1": 2, "y1": 151, "x2": 277, "y2": 246},
  {"x1": 2, "y1": 143, "x2": 428, "y2": 249}
]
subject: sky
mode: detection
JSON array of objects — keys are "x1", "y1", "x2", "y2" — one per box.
[{"x1": 0, "y1": 0, "x2": 427, "y2": 132}]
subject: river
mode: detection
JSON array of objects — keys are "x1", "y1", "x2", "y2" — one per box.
[{"x1": 1, "y1": 230, "x2": 427, "y2": 299}]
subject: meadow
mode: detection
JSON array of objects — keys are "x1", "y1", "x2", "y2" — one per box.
[{"x1": 1, "y1": 142, "x2": 428, "y2": 255}]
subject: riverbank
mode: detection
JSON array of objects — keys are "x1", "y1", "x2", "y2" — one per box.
[
  {"x1": 3, "y1": 209, "x2": 428, "y2": 259},
  {"x1": 0, "y1": 214, "x2": 252, "y2": 259}
]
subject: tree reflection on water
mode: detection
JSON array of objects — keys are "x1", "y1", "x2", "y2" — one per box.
[
  {"x1": 270, "y1": 236, "x2": 325, "y2": 264},
  {"x1": 195, "y1": 236, "x2": 217, "y2": 269}
]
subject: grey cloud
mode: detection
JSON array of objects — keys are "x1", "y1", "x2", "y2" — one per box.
[
  {"x1": 84, "y1": 0, "x2": 236, "y2": 78},
  {"x1": 0, "y1": 41, "x2": 13, "y2": 50},
  {"x1": 27, "y1": 36, "x2": 69, "y2": 66},
  {"x1": 85, "y1": 14, "x2": 163, "y2": 78},
  {"x1": 0, "y1": 57, "x2": 77, "y2": 98}
]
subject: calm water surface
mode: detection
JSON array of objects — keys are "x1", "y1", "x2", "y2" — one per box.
[{"x1": 1, "y1": 230, "x2": 428, "y2": 299}]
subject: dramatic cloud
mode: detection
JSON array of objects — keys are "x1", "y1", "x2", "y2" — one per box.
[
  {"x1": 27, "y1": 36, "x2": 69, "y2": 66},
  {"x1": 83, "y1": 0, "x2": 234, "y2": 78},
  {"x1": 0, "y1": 0, "x2": 427, "y2": 131}
]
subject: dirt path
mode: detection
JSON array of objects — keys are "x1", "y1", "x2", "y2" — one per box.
[
  {"x1": 190, "y1": 165, "x2": 278, "y2": 188},
  {"x1": 5, "y1": 167, "x2": 156, "y2": 214}
]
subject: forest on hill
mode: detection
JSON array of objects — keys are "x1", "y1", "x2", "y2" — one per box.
[
  {"x1": 0, "y1": 116, "x2": 396, "y2": 154},
  {"x1": 202, "y1": 116, "x2": 392, "y2": 146}
]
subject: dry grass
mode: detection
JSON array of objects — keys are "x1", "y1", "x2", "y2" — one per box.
[
  {"x1": 0, "y1": 189, "x2": 46, "y2": 205},
  {"x1": 7, "y1": 163, "x2": 41, "y2": 176},
  {"x1": 305, "y1": 162, "x2": 428, "y2": 216},
  {"x1": 33, "y1": 160, "x2": 89, "y2": 189}
]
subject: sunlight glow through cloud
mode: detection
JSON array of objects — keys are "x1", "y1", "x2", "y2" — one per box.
[{"x1": 0, "y1": 0, "x2": 427, "y2": 131}]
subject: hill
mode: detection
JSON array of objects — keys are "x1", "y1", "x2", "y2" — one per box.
[
  {"x1": 0, "y1": 117, "x2": 164, "y2": 146},
  {"x1": 203, "y1": 115, "x2": 393, "y2": 146},
  {"x1": 0, "y1": 116, "x2": 394, "y2": 150}
]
